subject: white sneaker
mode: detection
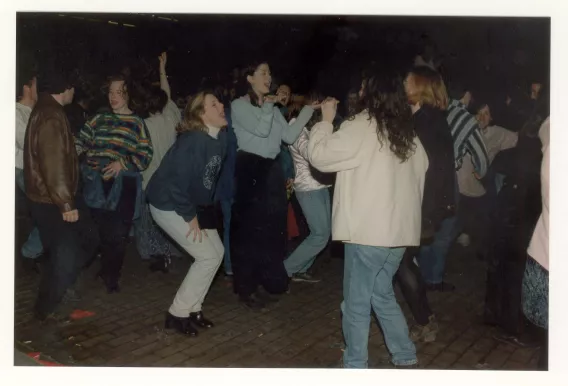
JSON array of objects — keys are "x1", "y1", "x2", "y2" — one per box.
[{"x1": 457, "y1": 233, "x2": 471, "y2": 247}]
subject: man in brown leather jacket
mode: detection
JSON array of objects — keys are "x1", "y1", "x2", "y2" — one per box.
[{"x1": 24, "y1": 69, "x2": 98, "y2": 321}]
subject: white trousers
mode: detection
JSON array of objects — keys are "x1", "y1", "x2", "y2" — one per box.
[{"x1": 150, "y1": 205, "x2": 224, "y2": 317}]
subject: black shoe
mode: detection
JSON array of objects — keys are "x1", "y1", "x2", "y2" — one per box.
[
  {"x1": 97, "y1": 272, "x2": 121, "y2": 294},
  {"x1": 426, "y1": 281, "x2": 456, "y2": 292},
  {"x1": 255, "y1": 288, "x2": 279, "y2": 304},
  {"x1": 22, "y1": 256, "x2": 42, "y2": 274},
  {"x1": 165, "y1": 312, "x2": 198, "y2": 336},
  {"x1": 149, "y1": 255, "x2": 171, "y2": 273},
  {"x1": 189, "y1": 311, "x2": 214, "y2": 328},
  {"x1": 239, "y1": 294, "x2": 267, "y2": 312}
]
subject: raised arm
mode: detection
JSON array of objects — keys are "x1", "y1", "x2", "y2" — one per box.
[
  {"x1": 308, "y1": 118, "x2": 366, "y2": 173},
  {"x1": 231, "y1": 98, "x2": 275, "y2": 138},
  {"x1": 466, "y1": 125, "x2": 489, "y2": 178},
  {"x1": 280, "y1": 106, "x2": 314, "y2": 144},
  {"x1": 158, "y1": 52, "x2": 171, "y2": 99}
]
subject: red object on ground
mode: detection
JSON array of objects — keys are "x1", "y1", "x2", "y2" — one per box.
[
  {"x1": 27, "y1": 352, "x2": 41, "y2": 360},
  {"x1": 287, "y1": 202, "x2": 300, "y2": 240},
  {"x1": 70, "y1": 310, "x2": 96, "y2": 320},
  {"x1": 26, "y1": 352, "x2": 63, "y2": 366}
]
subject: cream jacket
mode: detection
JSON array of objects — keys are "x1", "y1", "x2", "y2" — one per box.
[{"x1": 308, "y1": 112, "x2": 429, "y2": 247}]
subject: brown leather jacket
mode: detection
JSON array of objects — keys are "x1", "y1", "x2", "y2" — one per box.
[{"x1": 24, "y1": 93, "x2": 78, "y2": 213}]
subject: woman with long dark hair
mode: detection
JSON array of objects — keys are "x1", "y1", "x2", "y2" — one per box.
[
  {"x1": 308, "y1": 70, "x2": 428, "y2": 368},
  {"x1": 76, "y1": 74, "x2": 153, "y2": 293},
  {"x1": 146, "y1": 91, "x2": 227, "y2": 336},
  {"x1": 230, "y1": 61, "x2": 317, "y2": 310}
]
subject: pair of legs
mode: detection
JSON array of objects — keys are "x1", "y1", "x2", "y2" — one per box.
[
  {"x1": 89, "y1": 176, "x2": 137, "y2": 292},
  {"x1": 16, "y1": 167, "x2": 44, "y2": 259},
  {"x1": 396, "y1": 247, "x2": 437, "y2": 338},
  {"x1": 29, "y1": 196, "x2": 99, "y2": 319},
  {"x1": 150, "y1": 205, "x2": 223, "y2": 319},
  {"x1": 231, "y1": 152, "x2": 290, "y2": 308},
  {"x1": 284, "y1": 188, "x2": 331, "y2": 278},
  {"x1": 342, "y1": 243, "x2": 417, "y2": 368}
]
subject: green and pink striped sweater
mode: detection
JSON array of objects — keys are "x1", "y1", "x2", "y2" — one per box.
[{"x1": 76, "y1": 112, "x2": 153, "y2": 171}]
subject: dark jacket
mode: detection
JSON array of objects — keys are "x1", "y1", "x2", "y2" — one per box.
[
  {"x1": 215, "y1": 107, "x2": 237, "y2": 201},
  {"x1": 146, "y1": 129, "x2": 226, "y2": 227},
  {"x1": 64, "y1": 102, "x2": 89, "y2": 137},
  {"x1": 24, "y1": 93, "x2": 78, "y2": 213},
  {"x1": 413, "y1": 105, "x2": 456, "y2": 231}
]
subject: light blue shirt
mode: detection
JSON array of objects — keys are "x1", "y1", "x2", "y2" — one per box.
[{"x1": 231, "y1": 97, "x2": 314, "y2": 159}]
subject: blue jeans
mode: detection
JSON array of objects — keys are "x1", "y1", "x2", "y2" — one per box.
[
  {"x1": 16, "y1": 168, "x2": 44, "y2": 259},
  {"x1": 284, "y1": 188, "x2": 331, "y2": 276},
  {"x1": 417, "y1": 215, "x2": 460, "y2": 284},
  {"x1": 220, "y1": 199, "x2": 233, "y2": 275},
  {"x1": 342, "y1": 244, "x2": 417, "y2": 368}
]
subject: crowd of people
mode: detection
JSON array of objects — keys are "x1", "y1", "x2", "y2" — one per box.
[{"x1": 15, "y1": 43, "x2": 549, "y2": 369}]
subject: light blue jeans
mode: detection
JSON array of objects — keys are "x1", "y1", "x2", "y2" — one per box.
[
  {"x1": 220, "y1": 199, "x2": 233, "y2": 275},
  {"x1": 284, "y1": 188, "x2": 331, "y2": 276},
  {"x1": 15, "y1": 168, "x2": 44, "y2": 259},
  {"x1": 342, "y1": 243, "x2": 417, "y2": 368}
]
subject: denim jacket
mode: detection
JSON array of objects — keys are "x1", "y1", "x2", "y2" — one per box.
[{"x1": 81, "y1": 157, "x2": 143, "y2": 220}]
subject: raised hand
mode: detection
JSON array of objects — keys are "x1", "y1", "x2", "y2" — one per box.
[
  {"x1": 321, "y1": 97, "x2": 339, "y2": 123},
  {"x1": 159, "y1": 52, "x2": 167, "y2": 70}
]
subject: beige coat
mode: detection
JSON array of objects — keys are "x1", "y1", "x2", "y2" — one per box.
[
  {"x1": 308, "y1": 112, "x2": 429, "y2": 247},
  {"x1": 528, "y1": 117, "x2": 549, "y2": 270}
]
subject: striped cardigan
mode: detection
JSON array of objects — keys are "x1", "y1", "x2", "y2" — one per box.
[
  {"x1": 447, "y1": 99, "x2": 489, "y2": 177},
  {"x1": 76, "y1": 113, "x2": 153, "y2": 171}
]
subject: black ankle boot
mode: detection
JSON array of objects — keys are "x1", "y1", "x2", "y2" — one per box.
[
  {"x1": 165, "y1": 312, "x2": 198, "y2": 336},
  {"x1": 239, "y1": 294, "x2": 267, "y2": 311},
  {"x1": 189, "y1": 311, "x2": 214, "y2": 328}
]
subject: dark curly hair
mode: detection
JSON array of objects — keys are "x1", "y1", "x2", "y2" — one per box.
[{"x1": 349, "y1": 70, "x2": 416, "y2": 162}]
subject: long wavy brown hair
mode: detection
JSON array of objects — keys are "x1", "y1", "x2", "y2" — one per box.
[
  {"x1": 350, "y1": 71, "x2": 416, "y2": 162},
  {"x1": 176, "y1": 91, "x2": 212, "y2": 134}
]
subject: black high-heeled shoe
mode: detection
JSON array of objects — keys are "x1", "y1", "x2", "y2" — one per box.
[
  {"x1": 189, "y1": 311, "x2": 214, "y2": 328},
  {"x1": 164, "y1": 312, "x2": 198, "y2": 336}
]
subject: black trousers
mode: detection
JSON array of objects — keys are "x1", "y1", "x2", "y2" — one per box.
[
  {"x1": 29, "y1": 196, "x2": 99, "y2": 316},
  {"x1": 90, "y1": 176, "x2": 137, "y2": 281},
  {"x1": 458, "y1": 194, "x2": 491, "y2": 257},
  {"x1": 484, "y1": 178, "x2": 541, "y2": 335},
  {"x1": 396, "y1": 246, "x2": 433, "y2": 326},
  {"x1": 231, "y1": 152, "x2": 289, "y2": 297}
]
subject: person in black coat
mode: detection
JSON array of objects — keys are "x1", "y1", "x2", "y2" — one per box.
[{"x1": 394, "y1": 66, "x2": 456, "y2": 343}]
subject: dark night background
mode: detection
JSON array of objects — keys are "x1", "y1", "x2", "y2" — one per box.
[{"x1": 16, "y1": 13, "x2": 550, "y2": 102}]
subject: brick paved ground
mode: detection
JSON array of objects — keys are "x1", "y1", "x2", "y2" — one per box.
[{"x1": 14, "y1": 195, "x2": 542, "y2": 369}]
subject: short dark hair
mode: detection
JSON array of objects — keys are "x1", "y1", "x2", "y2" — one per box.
[
  {"x1": 38, "y1": 64, "x2": 75, "y2": 95},
  {"x1": 146, "y1": 85, "x2": 168, "y2": 115},
  {"x1": 16, "y1": 64, "x2": 36, "y2": 100}
]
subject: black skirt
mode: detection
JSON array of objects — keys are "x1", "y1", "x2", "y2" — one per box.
[{"x1": 230, "y1": 151, "x2": 289, "y2": 296}]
